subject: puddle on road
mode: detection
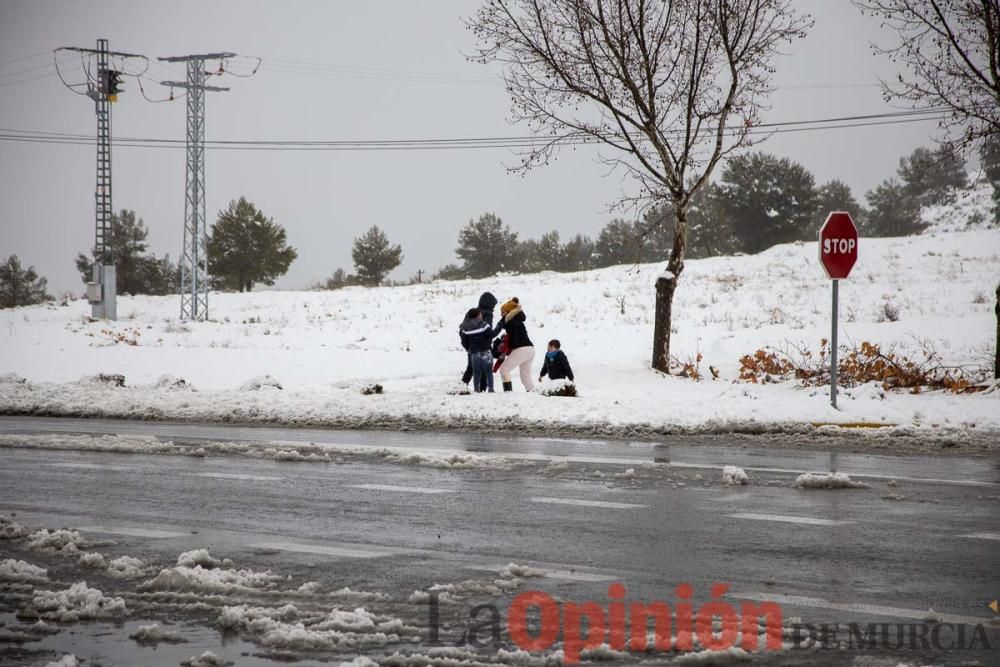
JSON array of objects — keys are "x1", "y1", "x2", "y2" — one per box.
[{"x1": 0, "y1": 613, "x2": 325, "y2": 666}]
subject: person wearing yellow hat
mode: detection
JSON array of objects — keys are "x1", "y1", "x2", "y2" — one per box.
[{"x1": 492, "y1": 297, "x2": 535, "y2": 392}]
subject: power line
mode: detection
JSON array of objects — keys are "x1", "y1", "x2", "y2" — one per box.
[
  {"x1": 0, "y1": 108, "x2": 948, "y2": 151},
  {"x1": 0, "y1": 50, "x2": 52, "y2": 70}
]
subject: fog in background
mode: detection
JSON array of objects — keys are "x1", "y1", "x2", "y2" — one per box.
[{"x1": 0, "y1": 0, "x2": 952, "y2": 294}]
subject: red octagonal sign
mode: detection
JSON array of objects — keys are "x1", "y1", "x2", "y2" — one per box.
[{"x1": 818, "y1": 211, "x2": 859, "y2": 280}]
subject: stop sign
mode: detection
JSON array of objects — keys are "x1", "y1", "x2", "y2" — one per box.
[{"x1": 818, "y1": 212, "x2": 859, "y2": 280}]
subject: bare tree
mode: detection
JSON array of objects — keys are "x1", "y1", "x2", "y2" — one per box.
[
  {"x1": 855, "y1": 0, "x2": 1000, "y2": 149},
  {"x1": 469, "y1": 0, "x2": 810, "y2": 371}
]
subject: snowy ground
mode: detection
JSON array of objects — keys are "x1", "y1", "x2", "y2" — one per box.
[{"x1": 1, "y1": 221, "x2": 998, "y2": 447}]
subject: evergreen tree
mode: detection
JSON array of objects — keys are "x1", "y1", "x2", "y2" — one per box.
[
  {"x1": 897, "y1": 146, "x2": 968, "y2": 208},
  {"x1": 594, "y1": 219, "x2": 643, "y2": 267},
  {"x1": 814, "y1": 180, "x2": 864, "y2": 229},
  {"x1": 864, "y1": 179, "x2": 923, "y2": 237},
  {"x1": 981, "y1": 136, "x2": 1000, "y2": 224},
  {"x1": 432, "y1": 263, "x2": 467, "y2": 281},
  {"x1": 558, "y1": 234, "x2": 596, "y2": 272},
  {"x1": 718, "y1": 152, "x2": 819, "y2": 255},
  {"x1": 455, "y1": 213, "x2": 520, "y2": 277},
  {"x1": 75, "y1": 209, "x2": 177, "y2": 295},
  {"x1": 351, "y1": 226, "x2": 403, "y2": 287},
  {"x1": 0, "y1": 255, "x2": 51, "y2": 308},
  {"x1": 684, "y1": 182, "x2": 738, "y2": 258},
  {"x1": 519, "y1": 230, "x2": 563, "y2": 273},
  {"x1": 207, "y1": 197, "x2": 297, "y2": 292}
]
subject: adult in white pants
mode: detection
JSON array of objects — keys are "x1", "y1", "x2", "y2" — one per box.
[
  {"x1": 499, "y1": 345, "x2": 535, "y2": 392},
  {"x1": 493, "y1": 297, "x2": 536, "y2": 392}
]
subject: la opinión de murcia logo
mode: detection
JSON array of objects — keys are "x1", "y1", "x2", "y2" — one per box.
[{"x1": 422, "y1": 582, "x2": 995, "y2": 665}]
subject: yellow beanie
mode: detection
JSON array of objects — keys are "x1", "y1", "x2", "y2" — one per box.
[{"x1": 500, "y1": 298, "x2": 519, "y2": 316}]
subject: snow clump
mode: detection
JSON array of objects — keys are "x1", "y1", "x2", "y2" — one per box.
[
  {"x1": 794, "y1": 472, "x2": 869, "y2": 489},
  {"x1": 722, "y1": 466, "x2": 750, "y2": 485}
]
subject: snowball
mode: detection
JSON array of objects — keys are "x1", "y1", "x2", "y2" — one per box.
[
  {"x1": 29, "y1": 581, "x2": 128, "y2": 621},
  {"x1": 722, "y1": 466, "x2": 750, "y2": 485}
]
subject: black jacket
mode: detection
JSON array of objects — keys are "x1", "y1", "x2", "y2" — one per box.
[
  {"x1": 477, "y1": 292, "x2": 497, "y2": 325},
  {"x1": 540, "y1": 350, "x2": 574, "y2": 382},
  {"x1": 493, "y1": 307, "x2": 533, "y2": 350},
  {"x1": 459, "y1": 317, "x2": 493, "y2": 354}
]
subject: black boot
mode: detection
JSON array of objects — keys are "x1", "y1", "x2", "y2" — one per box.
[{"x1": 502, "y1": 381, "x2": 513, "y2": 392}]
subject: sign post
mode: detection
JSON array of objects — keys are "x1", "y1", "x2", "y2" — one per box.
[{"x1": 818, "y1": 212, "x2": 859, "y2": 409}]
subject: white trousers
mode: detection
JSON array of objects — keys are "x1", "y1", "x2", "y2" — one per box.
[{"x1": 499, "y1": 346, "x2": 535, "y2": 391}]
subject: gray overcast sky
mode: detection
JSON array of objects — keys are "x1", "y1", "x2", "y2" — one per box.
[{"x1": 0, "y1": 0, "x2": 946, "y2": 294}]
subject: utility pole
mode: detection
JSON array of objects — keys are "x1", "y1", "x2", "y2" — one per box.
[
  {"x1": 57, "y1": 39, "x2": 145, "y2": 320},
  {"x1": 159, "y1": 53, "x2": 235, "y2": 321}
]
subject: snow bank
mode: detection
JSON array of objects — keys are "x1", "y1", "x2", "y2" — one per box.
[
  {"x1": 25, "y1": 529, "x2": 86, "y2": 556},
  {"x1": 0, "y1": 559, "x2": 48, "y2": 583},
  {"x1": 44, "y1": 656, "x2": 79, "y2": 667},
  {"x1": 129, "y1": 622, "x2": 188, "y2": 644},
  {"x1": 181, "y1": 651, "x2": 233, "y2": 667},
  {"x1": 27, "y1": 581, "x2": 128, "y2": 621},
  {"x1": 107, "y1": 555, "x2": 146, "y2": 579},
  {"x1": 219, "y1": 604, "x2": 414, "y2": 652},
  {"x1": 722, "y1": 465, "x2": 750, "y2": 485},
  {"x1": 176, "y1": 548, "x2": 232, "y2": 569},
  {"x1": 794, "y1": 472, "x2": 869, "y2": 489},
  {"x1": 0, "y1": 515, "x2": 30, "y2": 540},
  {"x1": 0, "y1": 229, "x2": 997, "y2": 444},
  {"x1": 671, "y1": 647, "x2": 751, "y2": 664},
  {"x1": 141, "y1": 564, "x2": 282, "y2": 594}
]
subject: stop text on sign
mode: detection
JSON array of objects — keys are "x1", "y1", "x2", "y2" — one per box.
[{"x1": 822, "y1": 238, "x2": 856, "y2": 255}]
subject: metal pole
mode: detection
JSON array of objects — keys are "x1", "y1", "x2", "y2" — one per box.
[{"x1": 831, "y1": 279, "x2": 839, "y2": 409}]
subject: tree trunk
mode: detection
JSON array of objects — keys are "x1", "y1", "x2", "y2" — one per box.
[
  {"x1": 994, "y1": 283, "x2": 999, "y2": 379},
  {"x1": 652, "y1": 204, "x2": 687, "y2": 372}
]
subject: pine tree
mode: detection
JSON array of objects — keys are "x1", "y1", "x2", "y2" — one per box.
[
  {"x1": 814, "y1": 180, "x2": 864, "y2": 228},
  {"x1": 351, "y1": 226, "x2": 403, "y2": 287},
  {"x1": 0, "y1": 255, "x2": 51, "y2": 308},
  {"x1": 718, "y1": 152, "x2": 819, "y2": 255},
  {"x1": 75, "y1": 209, "x2": 176, "y2": 295},
  {"x1": 897, "y1": 146, "x2": 967, "y2": 208},
  {"x1": 558, "y1": 234, "x2": 596, "y2": 272},
  {"x1": 455, "y1": 213, "x2": 520, "y2": 278},
  {"x1": 864, "y1": 179, "x2": 923, "y2": 237},
  {"x1": 432, "y1": 263, "x2": 467, "y2": 281},
  {"x1": 207, "y1": 197, "x2": 297, "y2": 292},
  {"x1": 594, "y1": 219, "x2": 643, "y2": 267},
  {"x1": 981, "y1": 136, "x2": 1000, "y2": 224}
]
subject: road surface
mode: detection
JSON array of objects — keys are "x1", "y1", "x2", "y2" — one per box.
[{"x1": 0, "y1": 416, "x2": 997, "y2": 666}]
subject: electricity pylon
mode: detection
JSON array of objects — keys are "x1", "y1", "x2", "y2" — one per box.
[
  {"x1": 56, "y1": 39, "x2": 146, "y2": 320},
  {"x1": 159, "y1": 53, "x2": 235, "y2": 321}
]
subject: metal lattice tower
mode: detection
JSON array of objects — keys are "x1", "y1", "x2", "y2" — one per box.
[
  {"x1": 160, "y1": 53, "x2": 234, "y2": 321},
  {"x1": 94, "y1": 39, "x2": 112, "y2": 269},
  {"x1": 57, "y1": 39, "x2": 144, "y2": 320}
]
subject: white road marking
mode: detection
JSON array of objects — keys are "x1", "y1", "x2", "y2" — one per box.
[
  {"x1": 960, "y1": 532, "x2": 1000, "y2": 541},
  {"x1": 188, "y1": 472, "x2": 282, "y2": 482},
  {"x1": 530, "y1": 497, "x2": 647, "y2": 510},
  {"x1": 78, "y1": 526, "x2": 188, "y2": 539},
  {"x1": 48, "y1": 462, "x2": 136, "y2": 472},
  {"x1": 739, "y1": 592, "x2": 991, "y2": 627},
  {"x1": 350, "y1": 483, "x2": 455, "y2": 495},
  {"x1": 727, "y1": 513, "x2": 851, "y2": 526},
  {"x1": 250, "y1": 541, "x2": 395, "y2": 559}
]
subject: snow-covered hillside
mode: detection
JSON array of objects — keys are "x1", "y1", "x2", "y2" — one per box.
[{"x1": 1, "y1": 228, "x2": 998, "y2": 443}]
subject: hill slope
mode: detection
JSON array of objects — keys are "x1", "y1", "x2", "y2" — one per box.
[{"x1": 1, "y1": 228, "x2": 998, "y2": 447}]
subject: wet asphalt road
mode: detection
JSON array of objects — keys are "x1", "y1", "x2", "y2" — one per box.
[{"x1": 0, "y1": 416, "x2": 998, "y2": 666}]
